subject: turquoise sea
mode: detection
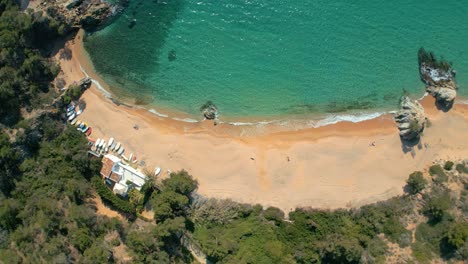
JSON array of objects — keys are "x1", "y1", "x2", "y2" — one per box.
[{"x1": 84, "y1": 0, "x2": 468, "y2": 120}]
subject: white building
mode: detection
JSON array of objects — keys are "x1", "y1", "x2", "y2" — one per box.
[{"x1": 100, "y1": 154, "x2": 147, "y2": 196}]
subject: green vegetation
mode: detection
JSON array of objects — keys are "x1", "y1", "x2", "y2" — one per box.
[
  {"x1": 62, "y1": 84, "x2": 84, "y2": 105},
  {"x1": 0, "y1": 115, "x2": 122, "y2": 262},
  {"x1": 150, "y1": 170, "x2": 197, "y2": 222},
  {"x1": 423, "y1": 188, "x2": 451, "y2": 222},
  {"x1": 91, "y1": 176, "x2": 136, "y2": 215},
  {"x1": 124, "y1": 171, "x2": 197, "y2": 263},
  {"x1": 0, "y1": 0, "x2": 65, "y2": 125},
  {"x1": 447, "y1": 222, "x2": 468, "y2": 249},
  {"x1": 190, "y1": 164, "x2": 467, "y2": 263},
  {"x1": 190, "y1": 197, "x2": 415, "y2": 263},
  {"x1": 0, "y1": 1, "x2": 192, "y2": 262},
  {"x1": 444, "y1": 161, "x2": 454, "y2": 171},
  {"x1": 429, "y1": 164, "x2": 448, "y2": 184},
  {"x1": 406, "y1": 171, "x2": 427, "y2": 194},
  {"x1": 456, "y1": 163, "x2": 468, "y2": 174}
]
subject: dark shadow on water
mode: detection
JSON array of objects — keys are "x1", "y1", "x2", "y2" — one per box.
[
  {"x1": 84, "y1": 0, "x2": 185, "y2": 91},
  {"x1": 128, "y1": 20, "x2": 136, "y2": 29}
]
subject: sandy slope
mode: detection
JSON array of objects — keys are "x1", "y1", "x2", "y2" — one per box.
[{"x1": 56, "y1": 30, "x2": 468, "y2": 213}]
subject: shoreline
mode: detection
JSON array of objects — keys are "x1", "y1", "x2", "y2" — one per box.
[
  {"x1": 58, "y1": 30, "x2": 468, "y2": 212},
  {"x1": 76, "y1": 31, "x2": 468, "y2": 131}
]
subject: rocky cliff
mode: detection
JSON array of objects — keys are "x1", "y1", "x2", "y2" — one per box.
[
  {"x1": 394, "y1": 96, "x2": 427, "y2": 141},
  {"x1": 30, "y1": 0, "x2": 114, "y2": 29}
]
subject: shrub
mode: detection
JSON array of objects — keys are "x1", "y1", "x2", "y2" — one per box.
[
  {"x1": 412, "y1": 242, "x2": 433, "y2": 263},
  {"x1": 91, "y1": 177, "x2": 135, "y2": 214},
  {"x1": 406, "y1": 171, "x2": 427, "y2": 194},
  {"x1": 110, "y1": 238, "x2": 121, "y2": 247},
  {"x1": 447, "y1": 222, "x2": 468, "y2": 249},
  {"x1": 382, "y1": 217, "x2": 410, "y2": 245},
  {"x1": 456, "y1": 163, "x2": 468, "y2": 174},
  {"x1": 423, "y1": 190, "x2": 451, "y2": 221},
  {"x1": 263, "y1": 207, "x2": 285, "y2": 225},
  {"x1": 444, "y1": 161, "x2": 454, "y2": 171},
  {"x1": 429, "y1": 165, "x2": 448, "y2": 184},
  {"x1": 163, "y1": 170, "x2": 198, "y2": 195}
]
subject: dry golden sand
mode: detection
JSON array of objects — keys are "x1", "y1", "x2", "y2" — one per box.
[{"x1": 58, "y1": 30, "x2": 468, "y2": 213}]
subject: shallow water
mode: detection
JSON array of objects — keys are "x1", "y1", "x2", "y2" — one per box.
[{"x1": 84, "y1": 0, "x2": 468, "y2": 118}]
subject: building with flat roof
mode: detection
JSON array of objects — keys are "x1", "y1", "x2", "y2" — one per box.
[{"x1": 100, "y1": 154, "x2": 147, "y2": 196}]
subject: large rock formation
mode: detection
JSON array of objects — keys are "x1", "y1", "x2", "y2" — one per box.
[
  {"x1": 30, "y1": 0, "x2": 114, "y2": 30},
  {"x1": 200, "y1": 101, "x2": 219, "y2": 120},
  {"x1": 418, "y1": 48, "x2": 457, "y2": 109},
  {"x1": 425, "y1": 80, "x2": 457, "y2": 109},
  {"x1": 394, "y1": 96, "x2": 427, "y2": 141}
]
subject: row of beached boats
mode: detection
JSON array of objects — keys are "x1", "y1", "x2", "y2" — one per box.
[
  {"x1": 66, "y1": 104, "x2": 92, "y2": 136},
  {"x1": 66, "y1": 102, "x2": 162, "y2": 177},
  {"x1": 92, "y1": 137, "x2": 128, "y2": 157}
]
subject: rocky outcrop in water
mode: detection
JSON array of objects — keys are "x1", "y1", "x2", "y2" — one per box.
[
  {"x1": 394, "y1": 96, "x2": 426, "y2": 141},
  {"x1": 200, "y1": 101, "x2": 219, "y2": 120},
  {"x1": 426, "y1": 80, "x2": 457, "y2": 109},
  {"x1": 418, "y1": 48, "x2": 457, "y2": 109},
  {"x1": 31, "y1": 0, "x2": 114, "y2": 30}
]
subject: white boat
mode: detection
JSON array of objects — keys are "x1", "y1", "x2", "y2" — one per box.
[
  {"x1": 115, "y1": 142, "x2": 121, "y2": 152},
  {"x1": 118, "y1": 147, "x2": 124, "y2": 155},
  {"x1": 76, "y1": 109, "x2": 82, "y2": 116},
  {"x1": 82, "y1": 126, "x2": 89, "y2": 133},
  {"x1": 129, "y1": 153, "x2": 133, "y2": 162},
  {"x1": 110, "y1": 142, "x2": 117, "y2": 150},
  {"x1": 100, "y1": 140, "x2": 106, "y2": 148},
  {"x1": 95, "y1": 139, "x2": 101, "y2": 147},
  {"x1": 66, "y1": 110, "x2": 75, "y2": 117},
  {"x1": 154, "y1": 167, "x2": 161, "y2": 176},
  {"x1": 70, "y1": 119, "x2": 77, "y2": 125},
  {"x1": 68, "y1": 113, "x2": 76, "y2": 121},
  {"x1": 67, "y1": 105, "x2": 75, "y2": 112},
  {"x1": 104, "y1": 147, "x2": 109, "y2": 153},
  {"x1": 108, "y1": 138, "x2": 114, "y2": 147}
]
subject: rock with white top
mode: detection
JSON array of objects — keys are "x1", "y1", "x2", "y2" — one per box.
[
  {"x1": 394, "y1": 96, "x2": 427, "y2": 141},
  {"x1": 426, "y1": 80, "x2": 457, "y2": 109}
]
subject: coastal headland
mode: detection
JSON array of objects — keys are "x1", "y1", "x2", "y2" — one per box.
[{"x1": 59, "y1": 30, "x2": 468, "y2": 213}]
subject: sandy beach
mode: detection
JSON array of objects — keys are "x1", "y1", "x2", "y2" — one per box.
[{"x1": 57, "y1": 30, "x2": 468, "y2": 213}]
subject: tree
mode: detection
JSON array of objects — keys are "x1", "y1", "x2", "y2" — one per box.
[
  {"x1": 447, "y1": 222, "x2": 468, "y2": 249},
  {"x1": 319, "y1": 235, "x2": 363, "y2": 264},
  {"x1": 0, "y1": 199, "x2": 20, "y2": 231},
  {"x1": 263, "y1": 206, "x2": 285, "y2": 225},
  {"x1": 163, "y1": 170, "x2": 198, "y2": 195},
  {"x1": 128, "y1": 188, "x2": 144, "y2": 208},
  {"x1": 423, "y1": 190, "x2": 451, "y2": 221},
  {"x1": 82, "y1": 241, "x2": 112, "y2": 263},
  {"x1": 406, "y1": 171, "x2": 427, "y2": 194},
  {"x1": 70, "y1": 228, "x2": 93, "y2": 253},
  {"x1": 152, "y1": 190, "x2": 189, "y2": 222}
]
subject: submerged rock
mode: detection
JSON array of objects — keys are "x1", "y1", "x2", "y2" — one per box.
[
  {"x1": 168, "y1": 50, "x2": 177, "y2": 61},
  {"x1": 394, "y1": 96, "x2": 426, "y2": 141},
  {"x1": 200, "y1": 101, "x2": 218, "y2": 120}
]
